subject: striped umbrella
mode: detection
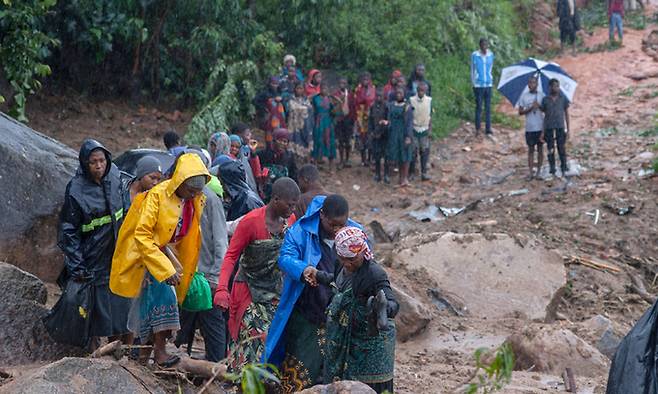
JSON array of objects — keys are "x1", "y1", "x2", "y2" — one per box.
[{"x1": 497, "y1": 58, "x2": 577, "y2": 107}]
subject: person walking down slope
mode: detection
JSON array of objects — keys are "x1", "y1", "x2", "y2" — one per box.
[
  {"x1": 471, "y1": 38, "x2": 495, "y2": 137},
  {"x1": 110, "y1": 153, "x2": 210, "y2": 367},
  {"x1": 608, "y1": 0, "x2": 624, "y2": 44},
  {"x1": 57, "y1": 139, "x2": 133, "y2": 349},
  {"x1": 323, "y1": 226, "x2": 399, "y2": 394},
  {"x1": 213, "y1": 178, "x2": 300, "y2": 371},
  {"x1": 557, "y1": 0, "x2": 581, "y2": 55},
  {"x1": 264, "y1": 194, "x2": 360, "y2": 392}
]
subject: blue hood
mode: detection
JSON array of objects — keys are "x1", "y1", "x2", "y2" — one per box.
[{"x1": 297, "y1": 195, "x2": 326, "y2": 234}]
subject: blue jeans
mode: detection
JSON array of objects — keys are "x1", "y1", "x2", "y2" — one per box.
[
  {"x1": 473, "y1": 87, "x2": 492, "y2": 133},
  {"x1": 609, "y1": 13, "x2": 623, "y2": 41}
]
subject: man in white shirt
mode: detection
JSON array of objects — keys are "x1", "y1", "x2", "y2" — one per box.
[
  {"x1": 518, "y1": 75, "x2": 545, "y2": 180},
  {"x1": 408, "y1": 82, "x2": 432, "y2": 181}
]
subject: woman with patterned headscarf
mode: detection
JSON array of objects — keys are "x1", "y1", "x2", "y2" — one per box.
[
  {"x1": 208, "y1": 132, "x2": 231, "y2": 163},
  {"x1": 323, "y1": 226, "x2": 399, "y2": 394}
]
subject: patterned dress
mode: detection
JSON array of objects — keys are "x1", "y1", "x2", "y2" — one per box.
[
  {"x1": 312, "y1": 95, "x2": 336, "y2": 160},
  {"x1": 324, "y1": 277, "x2": 396, "y2": 393}
]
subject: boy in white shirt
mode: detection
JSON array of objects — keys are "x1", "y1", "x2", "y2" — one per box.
[
  {"x1": 408, "y1": 82, "x2": 432, "y2": 181},
  {"x1": 518, "y1": 76, "x2": 545, "y2": 180}
]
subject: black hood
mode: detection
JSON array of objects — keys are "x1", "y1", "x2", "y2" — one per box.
[
  {"x1": 78, "y1": 139, "x2": 112, "y2": 180},
  {"x1": 218, "y1": 160, "x2": 251, "y2": 200}
]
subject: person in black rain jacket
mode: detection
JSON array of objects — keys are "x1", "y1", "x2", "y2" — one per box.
[{"x1": 58, "y1": 138, "x2": 132, "y2": 347}]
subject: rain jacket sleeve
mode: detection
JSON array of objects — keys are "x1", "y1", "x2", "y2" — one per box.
[
  {"x1": 134, "y1": 190, "x2": 177, "y2": 283},
  {"x1": 58, "y1": 186, "x2": 87, "y2": 277},
  {"x1": 278, "y1": 226, "x2": 308, "y2": 283}
]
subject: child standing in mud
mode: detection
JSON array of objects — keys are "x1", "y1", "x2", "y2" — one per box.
[
  {"x1": 518, "y1": 75, "x2": 545, "y2": 180},
  {"x1": 541, "y1": 78, "x2": 571, "y2": 178}
]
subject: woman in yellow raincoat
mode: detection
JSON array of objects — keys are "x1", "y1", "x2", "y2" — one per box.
[{"x1": 111, "y1": 153, "x2": 209, "y2": 367}]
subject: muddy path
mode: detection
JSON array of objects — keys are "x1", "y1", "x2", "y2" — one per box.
[
  {"x1": 326, "y1": 11, "x2": 658, "y2": 394},
  {"x1": 21, "y1": 7, "x2": 658, "y2": 394}
]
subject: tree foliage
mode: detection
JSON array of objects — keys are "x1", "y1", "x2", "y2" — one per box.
[
  {"x1": 1, "y1": 0, "x2": 533, "y2": 139},
  {"x1": 0, "y1": 0, "x2": 59, "y2": 121}
]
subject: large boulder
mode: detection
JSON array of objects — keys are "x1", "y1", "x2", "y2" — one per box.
[
  {"x1": 298, "y1": 381, "x2": 376, "y2": 394},
  {"x1": 0, "y1": 358, "x2": 165, "y2": 394},
  {"x1": 0, "y1": 262, "x2": 81, "y2": 366},
  {"x1": 395, "y1": 232, "x2": 566, "y2": 321},
  {"x1": 392, "y1": 285, "x2": 431, "y2": 342},
  {"x1": 505, "y1": 324, "x2": 610, "y2": 377},
  {"x1": 0, "y1": 112, "x2": 77, "y2": 282}
]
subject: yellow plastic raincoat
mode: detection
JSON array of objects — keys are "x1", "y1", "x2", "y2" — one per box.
[{"x1": 110, "y1": 153, "x2": 209, "y2": 303}]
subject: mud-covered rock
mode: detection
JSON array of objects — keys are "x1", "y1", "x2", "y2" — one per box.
[
  {"x1": 392, "y1": 285, "x2": 431, "y2": 342},
  {"x1": 505, "y1": 324, "x2": 609, "y2": 377},
  {"x1": 0, "y1": 262, "x2": 81, "y2": 366},
  {"x1": 395, "y1": 232, "x2": 566, "y2": 321},
  {"x1": 0, "y1": 113, "x2": 77, "y2": 282},
  {"x1": 298, "y1": 380, "x2": 376, "y2": 394},
  {"x1": 0, "y1": 358, "x2": 166, "y2": 394}
]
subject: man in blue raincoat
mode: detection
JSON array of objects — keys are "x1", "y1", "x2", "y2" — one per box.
[{"x1": 264, "y1": 194, "x2": 361, "y2": 392}]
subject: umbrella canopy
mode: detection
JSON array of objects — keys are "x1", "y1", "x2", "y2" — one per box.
[{"x1": 497, "y1": 58, "x2": 577, "y2": 107}]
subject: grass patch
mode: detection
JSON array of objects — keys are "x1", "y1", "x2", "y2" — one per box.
[
  {"x1": 639, "y1": 127, "x2": 658, "y2": 137},
  {"x1": 595, "y1": 127, "x2": 619, "y2": 137},
  {"x1": 618, "y1": 87, "x2": 635, "y2": 97},
  {"x1": 626, "y1": 10, "x2": 647, "y2": 30},
  {"x1": 492, "y1": 111, "x2": 522, "y2": 129}
]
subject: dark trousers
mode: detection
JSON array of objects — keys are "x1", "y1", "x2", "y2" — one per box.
[
  {"x1": 372, "y1": 137, "x2": 388, "y2": 178},
  {"x1": 410, "y1": 132, "x2": 430, "y2": 176},
  {"x1": 544, "y1": 128, "x2": 568, "y2": 174},
  {"x1": 473, "y1": 87, "x2": 492, "y2": 133},
  {"x1": 175, "y1": 306, "x2": 227, "y2": 362}
]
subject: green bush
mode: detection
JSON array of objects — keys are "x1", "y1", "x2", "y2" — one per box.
[{"x1": 0, "y1": 0, "x2": 59, "y2": 121}]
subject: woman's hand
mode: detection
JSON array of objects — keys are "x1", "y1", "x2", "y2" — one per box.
[
  {"x1": 165, "y1": 272, "x2": 181, "y2": 286},
  {"x1": 302, "y1": 266, "x2": 318, "y2": 287},
  {"x1": 213, "y1": 287, "x2": 230, "y2": 309}
]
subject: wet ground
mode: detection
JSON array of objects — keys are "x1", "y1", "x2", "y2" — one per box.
[{"x1": 23, "y1": 6, "x2": 658, "y2": 393}]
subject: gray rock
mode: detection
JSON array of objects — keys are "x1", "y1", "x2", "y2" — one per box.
[
  {"x1": 0, "y1": 358, "x2": 166, "y2": 394},
  {"x1": 298, "y1": 380, "x2": 376, "y2": 394},
  {"x1": 392, "y1": 285, "x2": 431, "y2": 342},
  {"x1": 0, "y1": 261, "x2": 48, "y2": 304},
  {"x1": 506, "y1": 324, "x2": 609, "y2": 377},
  {"x1": 0, "y1": 262, "x2": 81, "y2": 366},
  {"x1": 578, "y1": 315, "x2": 621, "y2": 359},
  {"x1": 395, "y1": 232, "x2": 566, "y2": 321},
  {"x1": 0, "y1": 112, "x2": 77, "y2": 282}
]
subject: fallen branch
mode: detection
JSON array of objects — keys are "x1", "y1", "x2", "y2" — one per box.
[
  {"x1": 90, "y1": 340, "x2": 123, "y2": 359},
  {"x1": 566, "y1": 255, "x2": 621, "y2": 273},
  {"x1": 629, "y1": 273, "x2": 655, "y2": 304}
]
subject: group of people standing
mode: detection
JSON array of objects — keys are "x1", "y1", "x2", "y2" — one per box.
[
  {"x1": 253, "y1": 55, "x2": 435, "y2": 187},
  {"x1": 51, "y1": 126, "x2": 399, "y2": 392}
]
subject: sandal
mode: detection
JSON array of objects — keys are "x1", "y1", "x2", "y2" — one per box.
[{"x1": 156, "y1": 355, "x2": 180, "y2": 368}]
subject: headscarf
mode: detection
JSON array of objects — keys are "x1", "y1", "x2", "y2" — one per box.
[
  {"x1": 305, "y1": 69, "x2": 322, "y2": 97},
  {"x1": 134, "y1": 156, "x2": 162, "y2": 179},
  {"x1": 272, "y1": 127, "x2": 290, "y2": 141},
  {"x1": 209, "y1": 132, "x2": 231, "y2": 159},
  {"x1": 335, "y1": 226, "x2": 373, "y2": 260},
  {"x1": 229, "y1": 134, "x2": 242, "y2": 145},
  {"x1": 269, "y1": 75, "x2": 280, "y2": 85},
  {"x1": 284, "y1": 54, "x2": 296, "y2": 65},
  {"x1": 391, "y1": 69, "x2": 402, "y2": 80}
]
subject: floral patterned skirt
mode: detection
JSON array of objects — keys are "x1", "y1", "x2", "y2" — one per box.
[{"x1": 227, "y1": 301, "x2": 277, "y2": 372}]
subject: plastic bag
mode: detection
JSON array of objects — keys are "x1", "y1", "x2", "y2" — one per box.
[
  {"x1": 181, "y1": 272, "x2": 212, "y2": 312},
  {"x1": 42, "y1": 279, "x2": 93, "y2": 347},
  {"x1": 606, "y1": 299, "x2": 658, "y2": 394}
]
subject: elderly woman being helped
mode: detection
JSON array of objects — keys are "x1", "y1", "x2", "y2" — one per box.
[{"x1": 323, "y1": 226, "x2": 399, "y2": 394}]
